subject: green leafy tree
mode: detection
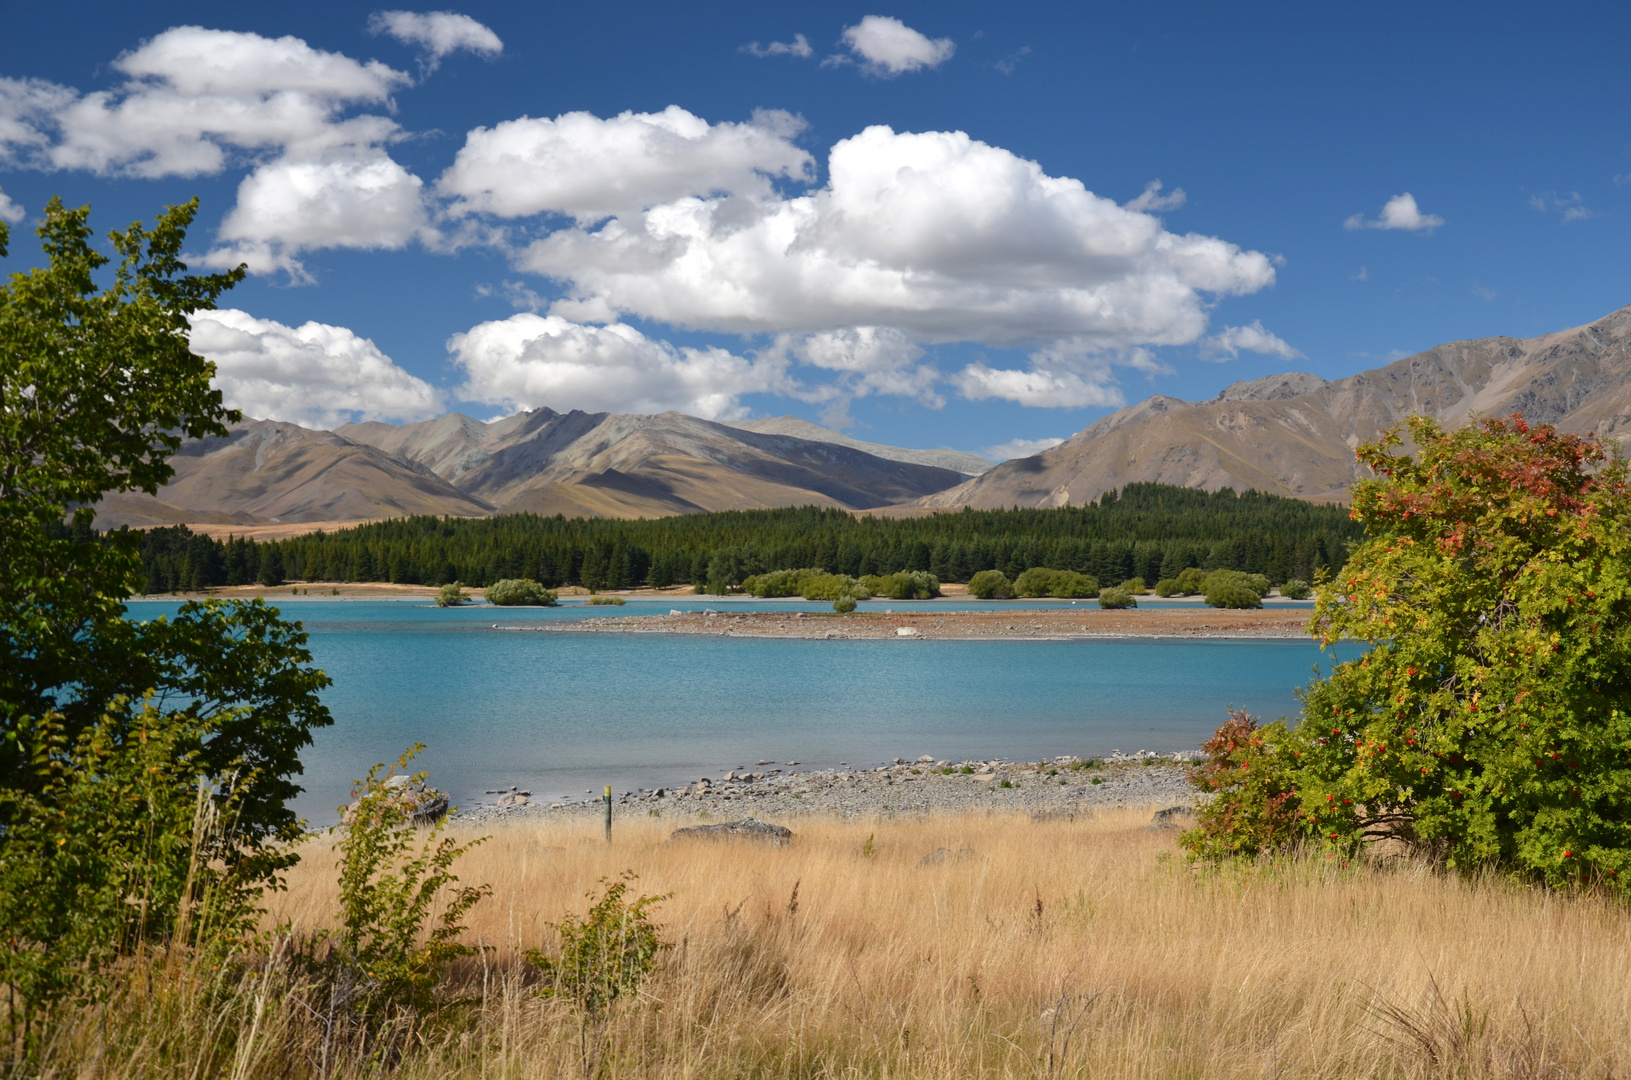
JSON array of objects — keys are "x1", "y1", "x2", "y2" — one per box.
[
  {"x1": 1188, "y1": 415, "x2": 1631, "y2": 892},
  {"x1": 1097, "y1": 586, "x2": 1137, "y2": 609},
  {"x1": 436, "y1": 582, "x2": 468, "y2": 607},
  {"x1": 0, "y1": 200, "x2": 333, "y2": 1030}
]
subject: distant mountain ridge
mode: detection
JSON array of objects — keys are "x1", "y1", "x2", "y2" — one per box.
[
  {"x1": 94, "y1": 407, "x2": 980, "y2": 528},
  {"x1": 724, "y1": 416, "x2": 993, "y2": 475},
  {"x1": 917, "y1": 302, "x2": 1631, "y2": 510}
]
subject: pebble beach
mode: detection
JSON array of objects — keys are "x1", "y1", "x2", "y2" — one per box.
[{"x1": 457, "y1": 752, "x2": 1200, "y2": 824}]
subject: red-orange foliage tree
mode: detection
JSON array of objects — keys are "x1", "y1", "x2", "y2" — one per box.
[{"x1": 1186, "y1": 415, "x2": 1631, "y2": 890}]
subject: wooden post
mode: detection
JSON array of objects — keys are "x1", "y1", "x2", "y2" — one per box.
[{"x1": 604, "y1": 785, "x2": 612, "y2": 842}]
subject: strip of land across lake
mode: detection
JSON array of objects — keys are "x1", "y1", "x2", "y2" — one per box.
[{"x1": 510, "y1": 606, "x2": 1310, "y2": 639}]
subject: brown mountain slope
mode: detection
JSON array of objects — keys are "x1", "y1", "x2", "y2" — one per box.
[
  {"x1": 921, "y1": 303, "x2": 1631, "y2": 509},
  {"x1": 340, "y1": 408, "x2": 970, "y2": 517},
  {"x1": 92, "y1": 420, "x2": 493, "y2": 529},
  {"x1": 725, "y1": 416, "x2": 994, "y2": 475}
]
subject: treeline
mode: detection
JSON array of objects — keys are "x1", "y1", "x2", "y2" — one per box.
[{"x1": 127, "y1": 483, "x2": 1362, "y2": 595}]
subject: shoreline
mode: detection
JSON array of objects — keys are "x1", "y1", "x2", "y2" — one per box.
[
  {"x1": 457, "y1": 752, "x2": 1200, "y2": 825},
  {"x1": 506, "y1": 606, "x2": 1313, "y2": 640}
]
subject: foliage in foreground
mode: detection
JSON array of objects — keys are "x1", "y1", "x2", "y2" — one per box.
[
  {"x1": 527, "y1": 873, "x2": 668, "y2": 1078},
  {"x1": 330, "y1": 749, "x2": 489, "y2": 1020},
  {"x1": 0, "y1": 200, "x2": 332, "y2": 1051},
  {"x1": 1185, "y1": 415, "x2": 1631, "y2": 891}
]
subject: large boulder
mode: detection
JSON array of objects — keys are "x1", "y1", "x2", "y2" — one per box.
[
  {"x1": 669, "y1": 817, "x2": 792, "y2": 845},
  {"x1": 343, "y1": 773, "x2": 450, "y2": 826}
]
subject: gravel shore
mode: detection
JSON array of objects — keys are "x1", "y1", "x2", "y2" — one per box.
[
  {"x1": 503, "y1": 606, "x2": 1309, "y2": 640},
  {"x1": 456, "y1": 752, "x2": 1201, "y2": 825}
]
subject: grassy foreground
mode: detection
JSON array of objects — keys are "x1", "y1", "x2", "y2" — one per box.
[{"x1": 38, "y1": 809, "x2": 1631, "y2": 1078}]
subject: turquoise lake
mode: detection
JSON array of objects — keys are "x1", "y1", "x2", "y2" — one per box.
[{"x1": 125, "y1": 598, "x2": 1342, "y2": 822}]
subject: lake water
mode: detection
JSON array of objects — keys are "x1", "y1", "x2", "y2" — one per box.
[{"x1": 124, "y1": 598, "x2": 1340, "y2": 822}]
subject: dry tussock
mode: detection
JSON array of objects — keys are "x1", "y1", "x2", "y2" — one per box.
[{"x1": 41, "y1": 808, "x2": 1631, "y2": 1078}]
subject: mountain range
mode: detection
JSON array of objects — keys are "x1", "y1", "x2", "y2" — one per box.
[
  {"x1": 918, "y1": 302, "x2": 1631, "y2": 509},
  {"x1": 92, "y1": 303, "x2": 1631, "y2": 529},
  {"x1": 92, "y1": 409, "x2": 986, "y2": 528}
]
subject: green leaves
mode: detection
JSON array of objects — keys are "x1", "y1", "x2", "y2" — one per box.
[
  {"x1": 332, "y1": 747, "x2": 489, "y2": 1018},
  {"x1": 0, "y1": 200, "x2": 333, "y2": 1043},
  {"x1": 1191, "y1": 414, "x2": 1631, "y2": 892}
]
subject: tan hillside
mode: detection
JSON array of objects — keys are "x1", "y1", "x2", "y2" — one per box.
[
  {"x1": 726, "y1": 415, "x2": 994, "y2": 475},
  {"x1": 922, "y1": 302, "x2": 1631, "y2": 509},
  {"x1": 91, "y1": 420, "x2": 492, "y2": 529},
  {"x1": 342, "y1": 408, "x2": 970, "y2": 518},
  {"x1": 98, "y1": 407, "x2": 975, "y2": 529}
]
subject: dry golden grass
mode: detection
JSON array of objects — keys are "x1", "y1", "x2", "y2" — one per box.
[{"x1": 40, "y1": 808, "x2": 1631, "y2": 1078}]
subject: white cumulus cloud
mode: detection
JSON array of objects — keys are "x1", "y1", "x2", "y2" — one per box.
[
  {"x1": 48, "y1": 27, "x2": 408, "y2": 178},
  {"x1": 1344, "y1": 192, "x2": 1444, "y2": 232},
  {"x1": 983, "y1": 436, "x2": 1065, "y2": 461},
  {"x1": 439, "y1": 106, "x2": 812, "y2": 222},
  {"x1": 516, "y1": 123, "x2": 1275, "y2": 352},
  {"x1": 788, "y1": 326, "x2": 941, "y2": 405},
  {"x1": 0, "y1": 185, "x2": 22, "y2": 224},
  {"x1": 367, "y1": 11, "x2": 503, "y2": 73},
  {"x1": 834, "y1": 16, "x2": 955, "y2": 76},
  {"x1": 1, "y1": 27, "x2": 436, "y2": 279},
  {"x1": 952, "y1": 363, "x2": 1123, "y2": 409},
  {"x1": 449, "y1": 313, "x2": 792, "y2": 420},
  {"x1": 207, "y1": 153, "x2": 431, "y2": 279},
  {"x1": 742, "y1": 34, "x2": 813, "y2": 59},
  {"x1": 190, "y1": 308, "x2": 444, "y2": 428},
  {"x1": 1201, "y1": 320, "x2": 1303, "y2": 361}
]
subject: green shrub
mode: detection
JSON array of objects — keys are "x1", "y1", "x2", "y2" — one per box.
[
  {"x1": 1278, "y1": 578, "x2": 1312, "y2": 600},
  {"x1": 859, "y1": 570, "x2": 941, "y2": 600},
  {"x1": 1185, "y1": 415, "x2": 1631, "y2": 893},
  {"x1": 0, "y1": 702, "x2": 269, "y2": 1034},
  {"x1": 1153, "y1": 578, "x2": 1182, "y2": 597},
  {"x1": 435, "y1": 582, "x2": 468, "y2": 607},
  {"x1": 742, "y1": 568, "x2": 815, "y2": 597},
  {"x1": 333, "y1": 748, "x2": 489, "y2": 1019},
  {"x1": 833, "y1": 595, "x2": 858, "y2": 614},
  {"x1": 1012, "y1": 567, "x2": 1056, "y2": 597},
  {"x1": 1014, "y1": 568, "x2": 1099, "y2": 598},
  {"x1": 967, "y1": 570, "x2": 1013, "y2": 599},
  {"x1": 799, "y1": 573, "x2": 868, "y2": 602},
  {"x1": 485, "y1": 578, "x2": 558, "y2": 606},
  {"x1": 528, "y1": 873, "x2": 668, "y2": 1078},
  {"x1": 1202, "y1": 570, "x2": 1265, "y2": 609},
  {"x1": 1203, "y1": 581, "x2": 1262, "y2": 608},
  {"x1": 1179, "y1": 709, "x2": 1301, "y2": 860},
  {"x1": 1097, "y1": 586, "x2": 1137, "y2": 609},
  {"x1": 1174, "y1": 567, "x2": 1209, "y2": 595},
  {"x1": 586, "y1": 595, "x2": 626, "y2": 606},
  {"x1": 1120, "y1": 577, "x2": 1147, "y2": 595}
]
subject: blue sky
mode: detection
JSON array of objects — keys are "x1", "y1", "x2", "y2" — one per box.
[{"x1": 2, "y1": 1, "x2": 1628, "y2": 460}]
